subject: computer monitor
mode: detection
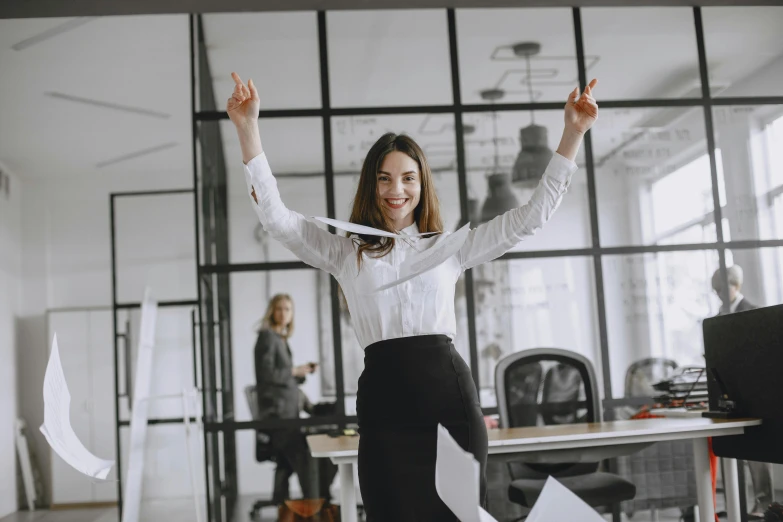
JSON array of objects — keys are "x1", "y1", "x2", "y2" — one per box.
[{"x1": 703, "y1": 303, "x2": 783, "y2": 464}]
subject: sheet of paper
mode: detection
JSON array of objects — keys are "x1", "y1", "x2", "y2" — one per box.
[
  {"x1": 122, "y1": 288, "x2": 159, "y2": 522},
  {"x1": 372, "y1": 223, "x2": 471, "y2": 292},
  {"x1": 435, "y1": 424, "x2": 497, "y2": 522},
  {"x1": 525, "y1": 476, "x2": 606, "y2": 522},
  {"x1": 312, "y1": 216, "x2": 438, "y2": 238},
  {"x1": 39, "y1": 334, "x2": 114, "y2": 480},
  {"x1": 435, "y1": 424, "x2": 604, "y2": 522}
]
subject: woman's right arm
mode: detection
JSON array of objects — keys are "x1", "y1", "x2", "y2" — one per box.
[{"x1": 228, "y1": 73, "x2": 352, "y2": 276}]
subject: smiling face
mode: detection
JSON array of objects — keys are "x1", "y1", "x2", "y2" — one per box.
[
  {"x1": 348, "y1": 133, "x2": 443, "y2": 256},
  {"x1": 376, "y1": 150, "x2": 422, "y2": 231}
]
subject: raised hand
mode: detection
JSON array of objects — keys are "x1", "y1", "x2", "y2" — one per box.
[
  {"x1": 227, "y1": 72, "x2": 260, "y2": 130},
  {"x1": 564, "y1": 78, "x2": 599, "y2": 135}
]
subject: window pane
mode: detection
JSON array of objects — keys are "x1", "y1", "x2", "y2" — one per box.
[
  {"x1": 475, "y1": 257, "x2": 600, "y2": 408},
  {"x1": 219, "y1": 118, "x2": 328, "y2": 263},
  {"x1": 582, "y1": 8, "x2": 701, "y2": 100},
  {"x1": 593, "y1": 107, "x2": 712, "y2": 247},
  {"x1": 332, "y1": 113, "x2": 462, "y2": 232},
  {"x1": 327, "y1": 10, "x2": 452, "y2": 108},
  {"x1": 456, "y1": 8, "x2": 577, "y2": 105},
  {"x1": 704, "y1": 7, "x2": 783, "y2": 98},
  {"x1": 603, "y1": 251, "x2": 721, "y2": 399},
  {"x1": 463, "y1": 109, "x2": 589, "y2": 251},
  {"x1": 229, "y1": 270, "x2": 336, "y2": 422},
  {"x1": 713, "y1": 105, "x2": 783, "y2": 241},
  {"x1": 203, "y1": 13, "x2": 321, "y2": 110},
  {"x1": 725, "y1": 247, "x2": 783, "y2": 310}
]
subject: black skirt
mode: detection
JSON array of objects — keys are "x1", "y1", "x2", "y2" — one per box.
[{"x1": 356, "y1": 335, "x2": 488, "y2": 522}]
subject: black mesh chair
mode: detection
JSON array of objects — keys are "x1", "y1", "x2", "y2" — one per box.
[
  {"x1": 495, "y1": 348, "x2": 637, "y2": 517},
  {"x1": 245, "y1": 385, "x2": 283, "y2": 520},
  {"x1": 245, "y1": 387, "x2": 362, "y2": 521}
]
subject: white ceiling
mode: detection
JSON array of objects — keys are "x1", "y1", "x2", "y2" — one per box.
[
  {"x1": 0, "y1": 15, "x2": 192, "y2": 182},
  {"x1": 3, "y1": 0, "x2": 780, "y2": 19},
  {"x1": 1, "y1": 7, "x2": 781, "y2": 183}
]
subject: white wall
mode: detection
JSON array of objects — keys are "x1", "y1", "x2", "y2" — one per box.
[
  {"x1": 16, "y1": 162, "x2": 198, "y2": 506},
  {"x1": 0, "y1": 163, "x2": 22, "y2": 518}
]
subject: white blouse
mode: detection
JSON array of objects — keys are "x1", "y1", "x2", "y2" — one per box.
[{"x1": 244, "y1": 152, "x2": 578, "y2": 349}]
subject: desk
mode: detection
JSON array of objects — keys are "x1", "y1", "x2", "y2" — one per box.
[
  {"x1": 307, "y1": 418, "x2": 761, "y2": 522},
  {"x1": 651, "y1": 408, "x2": 749, "y2": 522}
]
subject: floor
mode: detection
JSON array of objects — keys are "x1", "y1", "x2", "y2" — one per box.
[
  {"x1": 4, "y1": 491, "x2": 780, "y2": 522},
  {"x1": 0, "y1": 500, "x2": 694, "y2": 522}
]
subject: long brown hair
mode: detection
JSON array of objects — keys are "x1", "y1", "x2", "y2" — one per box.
[
  {"x1": 258, "y1": 293, "x2": 294, "y2": 339},
  {"x1": 348, "y1": 132, "x2": 443, "y2": 267}
]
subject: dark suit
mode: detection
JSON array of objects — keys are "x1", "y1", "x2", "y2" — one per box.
[
  {"x1": 718, "y1": 297, "x2": 773, "y2": 511},
  {"x1": 254, "y1": 329, "x2": 337, "y2": 502}
]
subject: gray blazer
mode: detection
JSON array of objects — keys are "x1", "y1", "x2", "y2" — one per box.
[{"x1": 254, "y1": 329, "x2": 305, "y2": 420}]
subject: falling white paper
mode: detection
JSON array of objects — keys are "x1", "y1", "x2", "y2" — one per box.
[
  {"x1": 312, "y1": 216, "x2": 439, "y2": 238},
  {"x1": 40, "y1": 334, "x2": 114, "y2": 480},
  {"x1": 435, "y1": 424, "x2": 606, "y2": 522},
  {"x1": 435, "y1": 424, "x2": 497, "y2": 522},
  {"x1": 122, "y1": 288, "x2": 158, "y2": 522},
  {"x1": 313, "y1": 217, "x2": 473, "y2": 293},
  {"x1": 373, "y1": 222, "x2": 472, "y2": 292},
  {"x1": 525, "y1": 476, "x2": 606, "y2": 522}
]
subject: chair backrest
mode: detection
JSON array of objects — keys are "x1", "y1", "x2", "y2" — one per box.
[
  {"x1": 495, "y1": 348, "x2": 600, "y2": 479},
  {"x1": 624, "y1": 358, "x2": 678, "y2": 398},
  {"x1": 245, "y1": 385, "x2": 261, "y2": 421},
  {"x1": 495, "y1": 348, "x2": 600, "y2": 429}
]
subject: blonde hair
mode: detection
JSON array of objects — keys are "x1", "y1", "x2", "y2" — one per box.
[{"x1": 259, "y1": 293, "x2": 294, "y2": 338}]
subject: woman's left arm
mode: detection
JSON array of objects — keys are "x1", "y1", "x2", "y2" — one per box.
[{"x1": 458, "y1": 80, "x2": 599, "y2": 271}]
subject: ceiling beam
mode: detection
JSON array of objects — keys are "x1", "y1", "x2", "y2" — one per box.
[{"x1": 2, "y1": 0, "x2": 780, "y2": 20}]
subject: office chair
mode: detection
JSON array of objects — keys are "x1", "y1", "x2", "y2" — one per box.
[
  {"x1": 495, "y1": 348, "x2": 636, "y2": 519},
  {"x1": 246, "y1": 386, "x2": 365, "y2": 521},
  {"x1": 245, "y1": 385, "x2": 285, "y2": 520},
  {"x1": 616, "y1": 359, "x2": 698, "y2": 522}
]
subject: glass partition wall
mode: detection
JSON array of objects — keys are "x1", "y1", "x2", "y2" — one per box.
[{"x1": 175, "y1": 7, "x2": 783, "y2": 522}]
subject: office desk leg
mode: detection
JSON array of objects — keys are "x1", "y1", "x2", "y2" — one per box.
[
  {"x1": 693, "y1": 438, "x2": 716, "y2": 522},
  {"x1": 337, "y1": 462, "x2": 358, "y2": 522},
  {"x1": 723, "y1": 458, "x2": 741, "y2": 522}
]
